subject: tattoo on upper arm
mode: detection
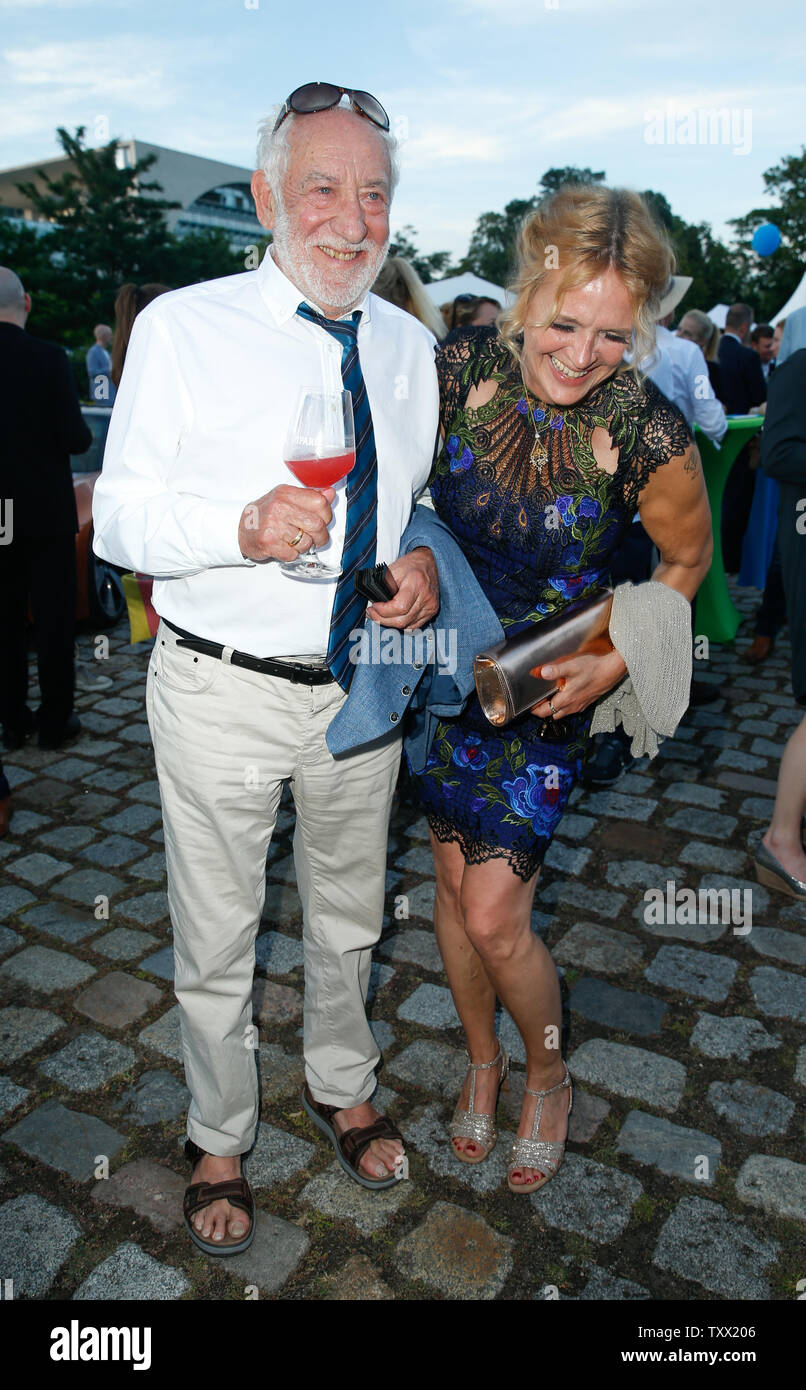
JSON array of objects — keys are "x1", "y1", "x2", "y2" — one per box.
[{"x1": 683, "y1": 446, "x2": 701, "y2": 479}]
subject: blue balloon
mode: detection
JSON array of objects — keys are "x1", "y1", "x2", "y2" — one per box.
[{"x1": 752, "y1": 223, "x2": 781, "y2": 256}]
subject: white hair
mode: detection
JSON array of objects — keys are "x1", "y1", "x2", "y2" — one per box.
[{"x1": 256, "y1": 98, "x2": 400, "y2": 203}]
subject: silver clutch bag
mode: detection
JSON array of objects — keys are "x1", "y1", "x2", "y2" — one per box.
[{"x1": 474, "y1": 590, "x2": 614, "y2": 728}]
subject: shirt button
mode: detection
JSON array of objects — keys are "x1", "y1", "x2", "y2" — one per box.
[
  {"x1": 390, "y1": 711, "x2": 400, "y2": 723},
  {"x1": 413, "y1": 661, "x2": 423, "y2": 670},
  {"x1": 401, "y1": 685, "x2": 411, "y2": 696}
]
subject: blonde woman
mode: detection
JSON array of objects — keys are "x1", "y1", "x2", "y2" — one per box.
[
  {"x1": 372, "y1": 256, "x2": 447, "y2": 340},
  {"x1": 409, "y1": 186, "x2": 712, "y2": 1193},
  {"x1": 676, "y1": 307, "x2": 724, "y2": 402}
]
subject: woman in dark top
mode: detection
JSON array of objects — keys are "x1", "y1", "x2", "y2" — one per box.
[{"x1": 408, "y1": 186, "x2": 713, "y2": 1193}]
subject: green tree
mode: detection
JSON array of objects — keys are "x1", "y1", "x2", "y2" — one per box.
[
  {"x1": 160, "y1": 225, "x2": 251, "y2": 287},
  {"x1": 460, "y1": 198, "x2": 540, "y2": 285},
  {"x1": 640, "y1": 189, "x2": 742, "y2": 312},
  {"x1": 0, "y1": 218, "x2": 74, "y2": 343},
  {"x1": 461, "y1": 168, "x2": 605, "y2": 285},
  {"x1": 12, "y1": 125, "x2": 243, "y2": 345},
  {"x1": 728, "y1": 147, "x2": 806, "y2": 320},
  {"x1": 538, "y1": 166, "x2": 605, "y2": 197},
  {"x1": 390, "y1": 224, "x2": 454, "y2": 283}
]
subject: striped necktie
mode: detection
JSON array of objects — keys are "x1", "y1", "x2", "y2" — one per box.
[{"x1": 296, "y1": 301, "x2": 378, "y2": 690}]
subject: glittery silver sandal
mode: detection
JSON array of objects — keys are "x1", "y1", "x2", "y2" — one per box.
[
  {"x1": 507, "y1": 1062, "x2": 573, "y2": 1194},
  {"x1": 450, "y1": 1043, "x2": 510, "y2": 1164}
]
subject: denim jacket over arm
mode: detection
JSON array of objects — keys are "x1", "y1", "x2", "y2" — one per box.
[{"x1": 326, "y1": 505, "x2": 504, "y2": 772}]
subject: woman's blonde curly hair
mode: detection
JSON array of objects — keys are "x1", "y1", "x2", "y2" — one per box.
[{"x1": 497, "y1": 185, "x2": 675, "y2": 376}]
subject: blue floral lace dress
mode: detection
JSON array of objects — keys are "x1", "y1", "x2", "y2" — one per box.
[{"x1": 409, "y1": 327, "x2": 691, "y2": 881}]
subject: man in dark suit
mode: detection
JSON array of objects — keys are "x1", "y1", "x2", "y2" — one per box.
[
  {"x1": 718, "y1": 302, "x2": 767, "y2": 571},
  {"x1": 750, "y1": 323, "x2": 776, "y2": 380},
  {"x1": 0, "y1": 267, "x2": 92, "y2": 752}
]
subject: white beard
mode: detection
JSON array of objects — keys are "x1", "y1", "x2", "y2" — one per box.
[{"x1": 271, "y1": 199, "x2": 388, "y2": 313}]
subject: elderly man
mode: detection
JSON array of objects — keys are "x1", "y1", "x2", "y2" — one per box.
[
  {"x1": 92, "y1": 84, "x2": 439, "y2": 1253},
  {"x1": 86, "y1": 323, "x2": 115, "y2": 405}
]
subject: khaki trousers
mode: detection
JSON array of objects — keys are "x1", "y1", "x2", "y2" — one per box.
[{"x1": 145, "y1": 619, "x2": 401, "y2": 1156}]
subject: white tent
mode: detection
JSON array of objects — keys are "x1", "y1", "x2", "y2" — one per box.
[
  {"x1": 771, "y1": 269, "x2": 806, "y2": 324},
  {"x1": 708, "y1": 303, "x2": 729, "y2": 328},
  {"x1": 424, "y1": 272, "x2": 510, "y2": 308}
]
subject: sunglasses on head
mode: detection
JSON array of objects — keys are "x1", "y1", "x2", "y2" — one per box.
[
  {"x1": 273, "y1": 83, "x2": 390, "y2": 135},
  {"x1": 450, "y1": 294, "x2": 480, "y2": 329}
]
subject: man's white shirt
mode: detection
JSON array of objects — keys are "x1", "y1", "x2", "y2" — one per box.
[
  {"x1": 642, "y1": 324, "x2": 727, "y2": 444},
  {"x1": 92, "y1": 251, "x2": 439, "y2": 656}
]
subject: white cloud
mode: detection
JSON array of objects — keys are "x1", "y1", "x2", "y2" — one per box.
[
  {"x1": 403, "y1": 129, "x2": 503, "y2": 165},
  {"x1": 0, "y1": 33, "x2": 246, "y2": 163},
  {"x1": 4, "y1": 39, "x2": 175, "y2": 106}
]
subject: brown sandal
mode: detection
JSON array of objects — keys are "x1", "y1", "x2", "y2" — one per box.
[
  {"x1": 301, "y1": 1085, "x2": 405, "y2": 1189},
  {"x1": 183, "y1": 1138, "x2": 255, "y2": 1255}
]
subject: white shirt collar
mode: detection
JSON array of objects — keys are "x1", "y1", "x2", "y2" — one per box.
[{"x1": 257, "y1": 247, "x2": 372, "y2": 327}]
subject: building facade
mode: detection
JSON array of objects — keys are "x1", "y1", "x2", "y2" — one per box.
[{"x1": 0, "y1": 138, "x2": 266, "y2": 252}]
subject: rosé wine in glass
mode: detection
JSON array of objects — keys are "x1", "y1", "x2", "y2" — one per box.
[
  {"x1": 281, "y1": 389, "x2": 355, "y2": 581},
  {"x1": 285, "y1": 450, "x2": 356, "y2": 490}
]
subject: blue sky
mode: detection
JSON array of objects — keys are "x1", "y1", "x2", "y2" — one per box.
[{"x1": 2, "y1": 0, "x2": 804, "y2": 272}]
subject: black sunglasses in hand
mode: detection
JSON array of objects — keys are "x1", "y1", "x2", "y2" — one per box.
[{"x1": 273, "y1": 83, "x2": 390, "y2": 134}]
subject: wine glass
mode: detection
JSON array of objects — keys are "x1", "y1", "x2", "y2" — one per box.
[{"x1": 280, "y1": 388, "x2": 356, "y2": 581}]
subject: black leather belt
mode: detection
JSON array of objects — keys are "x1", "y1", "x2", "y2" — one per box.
[{"x1": 162, "y1": 619, "x2": 335, "y2": 685}]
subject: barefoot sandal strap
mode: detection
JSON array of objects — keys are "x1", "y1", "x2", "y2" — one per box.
[
  {"x1": 183, "y1": 1177, "x2": 253, "y2": 1221},
  {"x1": 508, "y1": 1065, "x2": 572, "y2": 1177},
  {"x1": 450, "y1": 1044, "x2": 510, "y2": 1150}
]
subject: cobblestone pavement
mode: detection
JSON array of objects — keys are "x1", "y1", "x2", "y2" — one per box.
[{"x1": 1, "y1": 588, "x2": 804, "y2": 1302}]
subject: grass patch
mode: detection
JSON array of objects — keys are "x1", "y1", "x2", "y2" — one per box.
[
  {"x1": 563, "y1": 1232, "x2": 595, "y2": 1261},
  {"x1": 769, "y1": 1255, "x2": 805, "y2": 1300},
  {"x1": 633, "y1": 1192, "x2": 656, "y2": 1222}
]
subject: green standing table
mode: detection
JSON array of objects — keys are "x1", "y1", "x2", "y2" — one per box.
[{"x1": 694, "y1": 416, "x2": 764, "y2": 643}]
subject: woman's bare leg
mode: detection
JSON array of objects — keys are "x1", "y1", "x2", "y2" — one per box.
[
  {"x1": 762, "y1": 712, "x2": 806, "y2": 881},
  {"x1": 429, "y1": 833, "x2": 568, "y2": 1182},
  {"x1": 458, "y1": 857, "x2": 568, "y2": 1187},
  {"x1": 430, "y1": 833, "x2": 499, "y2": 1157}
]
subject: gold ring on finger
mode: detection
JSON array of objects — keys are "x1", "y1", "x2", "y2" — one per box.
[{"x1": 289, "y1": 528, "x2": 305, "y2": 548}]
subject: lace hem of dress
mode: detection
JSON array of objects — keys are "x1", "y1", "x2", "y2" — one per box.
[{"x1": 425, "y1": 812, "x2": 546, "y2": 883}]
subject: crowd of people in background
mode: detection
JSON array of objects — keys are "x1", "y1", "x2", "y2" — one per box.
[
  {"x1": 0, "y1": 273, "x2": 172, "y2": 835},
  {"x1": 1, "y1": 239, "x2": 803, "y2": 890}
]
